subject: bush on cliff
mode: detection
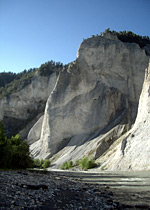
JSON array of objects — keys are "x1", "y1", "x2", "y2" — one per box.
[{"x1": 103, "y1": 29, "x2": 150, "y2": 50}]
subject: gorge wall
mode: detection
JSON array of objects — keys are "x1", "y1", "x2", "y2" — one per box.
[
  {"x1": 98, "y1": 62, "x2": 150, "y2": 170},
  {"x1": 28, "y1": 32, "x2": 150, "y2": 169},
  {"x1": 1, "y1": 31, "x2": 150, "y2": 170},
  {"x1": 0, "y1": 70, "x2": 59, "y2": 138}
]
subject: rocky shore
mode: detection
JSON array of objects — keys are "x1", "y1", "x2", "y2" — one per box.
[{"x1": 0, "y1": 170, "x2": 149, "y2": 210}]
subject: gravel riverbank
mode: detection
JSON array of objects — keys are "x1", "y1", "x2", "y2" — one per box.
[{"x1": 0, "y1": 170, "x2": 149, "y2": 210}]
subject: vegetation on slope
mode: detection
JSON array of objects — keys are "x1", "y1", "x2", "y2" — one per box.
[
  {"x1": 61, "y1": 157, "x2": 97, "y2": 171},
  {"x1": 106, "y1": 28, "x2": 150, "y2": 49},
  {"x1": 85, "y1": 28, "x2": 150, "y2": 52},
  {"x1": 0, "y1": 69, "x2": 36, "y2": 98},
  {"x1": 0, "y1": 72, "x2": 16, "y2": 88},
  {"x1": 0, "y1": 60, "x2": 63, "y2": 98},
  {"x1": 33, "y1": 158, "x2": 51, "y2": 169}
]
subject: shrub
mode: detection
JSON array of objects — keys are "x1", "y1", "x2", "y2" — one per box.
[
  {"x1": 61, "y1": 160, "x2": 73, "y2": 170},
  {"x1": 42, "y1": 159, "x2": 51, "y2": 169},
  {"x1": 80, "y1": 157, "x2": 97, "y2": 170},
  {"x1": 33, "y1": 159, "x2": 51, "y2": 169},
  {"x1": 40, "y1": 159, "x2": 44, "y2": 168},
  {"x1": 33, "y1": 159, "x2": 41, "y2": 168},
  {"x1": 61, "y1": 161, "x2": 68, "y2": 170},
  {"x1": 68, "y1": 160, "x2": 73, "y2": 168},
  {"x1": 75, "y1": 159, "x2": 80, "y2": 166},
  {"x1": 60, "y1": 157, "x2": 97, "y2": 171}
]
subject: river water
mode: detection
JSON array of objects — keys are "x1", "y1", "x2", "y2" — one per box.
[{"x1": 49, "y1": 169, "x2": 150, "y2": 206}]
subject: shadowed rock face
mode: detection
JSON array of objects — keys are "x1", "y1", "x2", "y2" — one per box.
[
  {"x1": 28, "y1": 32, "x2": 149, "y2": 165},
  {"x1": 0, "y1": 72, "x2": 59, "y2": 138}
]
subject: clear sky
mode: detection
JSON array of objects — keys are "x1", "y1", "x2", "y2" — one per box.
[{"x1": 0, "y1": 0, "x2": 150, "y2": 73}]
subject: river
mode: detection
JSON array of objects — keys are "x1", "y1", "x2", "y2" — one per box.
[{"x1": 49, "y1": 169, "x2": 150, "y2": 206}]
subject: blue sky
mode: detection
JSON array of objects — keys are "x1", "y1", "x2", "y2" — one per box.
[{"x1": 0, "y1": 0, "x2": 150, "y2": 73}]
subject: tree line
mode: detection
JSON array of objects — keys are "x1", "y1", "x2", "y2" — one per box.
[
  {"x1": 89, "y1": 28, "x2": 150, "y2": 50},
  {"x1": 0, "y1": 60, "x2": 63, "y2": 98}
]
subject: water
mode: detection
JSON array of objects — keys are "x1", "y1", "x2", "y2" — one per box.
[
  {"x1": 49, "y1": 169, "x2": 150, "y2": 206},
  {"x1": 74, "y1": 171, "x2": 150, "y2": 191}
]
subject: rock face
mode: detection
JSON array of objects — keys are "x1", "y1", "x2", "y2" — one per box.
[
  {"x1": 99, "y1": 62, "x2": 150, "y2": 170},
  {"x1": 0, "y1": 71, "x2": 59, "y2": 138},
  {"x1": 29, "y1": 32, "x2": 150, "y2": 166}
]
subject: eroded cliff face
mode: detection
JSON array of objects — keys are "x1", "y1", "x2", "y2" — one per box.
[
  {"x1": 98, "y1": 62, "x2": 150, "y2": 170},
  {"x1": 28, "y1": 32, "x2": 150, "y2": 166},
  {"x1": 0, "y1": 71, "x2": 59, "y2": 138}
]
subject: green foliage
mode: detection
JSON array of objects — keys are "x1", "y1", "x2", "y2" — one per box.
[
  {"x1": 33, "y1": 158, "x2": 51, "y2": 169},
  {"x1": 115, "y1": 30, "x2": 150, "y2": 49},
  {"x1": 60, "y1": 157, "x2": 97, "y2": 171},
  {"x1": 75, "y1": 159, "x2": 80, "y2": 166},
  {"x1": 61, "y1": 160, "x2": 73, "y2": 170},
  {"x1": 0, "y1": 60, "x2": 63, "y2": 98},
  {"x1": 61, "y1": 161, "x2": 69, "y2": 170},
  {"x1": 0, "y1": 72, "x2": 16, "y2": 88},
  {"x1": 40, "y1": 159, "x2": 44, "y2": 168},
  {"x1": 33, "y1": 159, "x2": 41, "y2": 168},
  {"x1": 80, "y1": 157, "x2": 97, "y2": 170},
  {"x1": 0, "y1": 122, "x2": 33, "y2": 169},
  {"x1": 41, "y1": 159, "x2": 51, "y2": 169},
  {"x1": 68, "y1": 160, "x2": 73, "y2": 168},
  {"x1": 104, "y1": 29, "x2": 150, "y2": 49},
  {"x1": 86, "y1": 29, "x2": 150, "y2": 53},
  {"x1": 0, "y1": 68, "x2": 36, "y2": 98},
  {"x1": 38, "y1": 60, "x2": 63, "y2": 76}
]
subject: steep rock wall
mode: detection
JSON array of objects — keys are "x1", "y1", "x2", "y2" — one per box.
[
  {"x1": 29, "y1": 32, "x2": 149, "y2": 163},
  {"x1": 99, "y1": 62, "x2": 150, "y2": 170},
  {"x1": 0, "y1": 72, "x2": 59, "y2": 138}
]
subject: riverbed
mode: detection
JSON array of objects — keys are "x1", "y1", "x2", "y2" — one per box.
[{"x1": 0, "y1": 169, "x2": 150, "y2": 209}]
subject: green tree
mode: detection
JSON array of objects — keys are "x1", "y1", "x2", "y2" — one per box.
[{"x1": 0, "y1": 122, "x2": 33, "y2": 169}]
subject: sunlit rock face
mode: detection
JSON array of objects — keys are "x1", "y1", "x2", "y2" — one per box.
[
  {"x1": 99, "y1": 62, "x2": 150, "y2": 171},
  {"x1": 29, "y1": 32, "x2": 149, "y2": 164},
  {"x1": 0, "y1": 72, "x2": 59, "y2": 138}
]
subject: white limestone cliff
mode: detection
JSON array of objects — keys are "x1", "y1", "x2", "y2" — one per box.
[
  {"x1": 99, "y1": 62, "x2": 150, "y2": 170},
  {"x1": 29, "y1": 32, "x2": 150, "y2": 167}
]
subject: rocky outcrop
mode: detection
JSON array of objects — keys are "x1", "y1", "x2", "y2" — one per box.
[
  {"x1": 99, "y1": 62, "x2": 150, "y2": 170},
  {"x1": 0, "y1": 71, "x2": 59, "y2": 138},
  {"x1": 29, "y1": 32, "x2": 150, "y2": 165}
]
